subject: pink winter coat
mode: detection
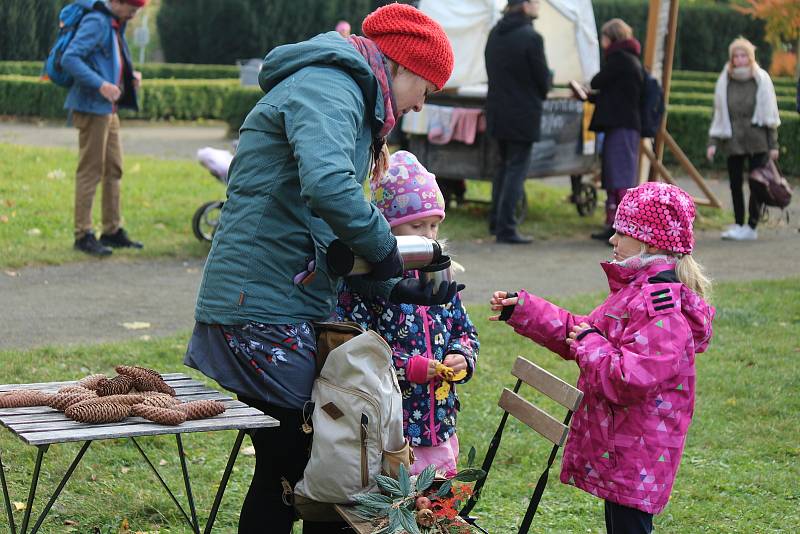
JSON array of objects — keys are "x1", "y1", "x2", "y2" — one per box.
[{"x1": 506, "y1": 260, "x2": 714, "y2": 514}]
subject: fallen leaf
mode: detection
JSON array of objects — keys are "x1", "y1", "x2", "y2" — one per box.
[
  {"x1": 241, "y1": 445, "x2": 256, "y2": 456},
  {"x1": 154, "y1": 223, "x2": 166, "y2": 231},
  {"x1": 159, "y1": 459, "x2": 168, "y2": 466},
  {"x1": 725, "y1": 397, "x2": 737, "y2": 406},
  {"x1": 140, "y1": 335, "x2": 152, "y2": 341},
  {"x1": 121, "y1": 322, "x2": 151, "y2": 330},
  {"x1": 130, "y1": 163, "x2": 141, "y2": 174},
  {"x1": 186, "y1": 268, "x2": 198, "y2": 274},
  {"x1": 119, "y1": 517, "x2": 130, "y2": 533},
  {"x1": 0, "y1": 215, "x2": 8, "y2": 223},
  {"x1": 13, "y1": 502, "x2": 26, "y2": 511},
  {"x1": 4, "y1": 271, "x2": 18, "y2": 277},
  {"x1": 120, "y1": 467, "x2": 130, "y2": 474},
  {"x1": 27, "y1": 228, "x2": 42, "y2": 237},
  {"x1": 3, "y1": 199, "x2": 14, "y2": 208},
  {"x1": 64, "y1": 520, "x2": 79, "y2": 526}
]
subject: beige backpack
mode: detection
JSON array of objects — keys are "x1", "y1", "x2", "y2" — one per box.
[{"x1": 294, "y1": 328, "x2": 411, "y2": 521}]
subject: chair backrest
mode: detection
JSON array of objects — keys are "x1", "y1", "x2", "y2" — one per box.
[
  {"x1": 498, "y1": 356, "x2": 583, "y2": 447},
  {"x1": 459, "y1": 356, "x2": 583, "y2": 533}
]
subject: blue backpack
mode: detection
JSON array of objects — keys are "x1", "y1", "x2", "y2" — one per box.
[
  {"x1": 44, "y1": 1, "x2": 98, "y2": 87},
  {"x1": 640, "y1": 70, "x2": 665, "y2": 139}
]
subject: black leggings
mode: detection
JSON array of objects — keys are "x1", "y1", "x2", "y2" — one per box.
[
  {"x1": 604, "y1": 501, "x2": 653, "y2": 534},
  {"x1": 238, "y1": 397, "x2": 353, "y2": 534},
  {"x1": 727, "y1": 153, "x2": 767, "y2": 229}
]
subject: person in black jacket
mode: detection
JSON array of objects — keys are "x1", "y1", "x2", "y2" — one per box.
[
  {"x1": 485, "y1": 0, "x2": 551, "y2": 244},
  {"x1": 587, "y1": 18, "x2": 644, "y2": 242}
]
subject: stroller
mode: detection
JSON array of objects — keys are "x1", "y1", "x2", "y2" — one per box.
[{"x1": 193, "y1": 146, "x2": 234, "y2": 242}]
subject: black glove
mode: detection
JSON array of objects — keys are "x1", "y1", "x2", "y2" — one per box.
[
  {"x1": 366, "y1": 243, "x2": 403, "y2": 281},
  {"x1": 389, "y1": 279, "x2": 466, "y2": 306},
  {"x1": 498, "y1": 292, "x2": 518, "y2": 322}
]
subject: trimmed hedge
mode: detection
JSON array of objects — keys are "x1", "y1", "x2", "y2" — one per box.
[
  {"x1": 0, "y1": 75, "x2": 236, "y2": 121},
  {"x1": 0, "y1": 60, "x2": 239, "y2": 80},
  {"x1": 665, "y1": 105, "x2": 799, "y2": 175},
  {"x1": 671, "y1": 80, "x2": 797, "y2": 98},
  {"x1": 672, "y1": 70, "x2": 797, "y2": 89},
  {"x1": 670, "y1": 92, "x2": 797, "y2": 112},
  {"x1": 2, "y1": 75, "x2": 797, "y2": 176}
]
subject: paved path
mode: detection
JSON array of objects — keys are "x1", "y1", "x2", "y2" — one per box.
[
  {"x1": 1, "y1": 120, "x2": 798, "y2": 351},
  {"x1": 2, "y1": 228, "x2": 798, "y2": 351}
]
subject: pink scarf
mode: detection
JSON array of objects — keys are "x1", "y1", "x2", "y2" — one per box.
[{"x1": 346, "y1": 35, "x2": 396, "y2": 139}]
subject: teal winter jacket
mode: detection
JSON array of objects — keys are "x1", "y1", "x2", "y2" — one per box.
[{"x1": 195, "y1": 32, "x2": 397, "y2": 325}]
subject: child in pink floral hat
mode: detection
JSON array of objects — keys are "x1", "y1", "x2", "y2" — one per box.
[
  {"x1": 490, "y1": 182, "x2": 715, "y2": 534},
  {"x1": 338, "y1": 150, "x2": 479, "y2": 477}
]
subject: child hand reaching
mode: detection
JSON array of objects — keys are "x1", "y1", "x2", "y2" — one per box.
[{"x1": 488, "y1": 291, "x2": 518, "y2": 320}]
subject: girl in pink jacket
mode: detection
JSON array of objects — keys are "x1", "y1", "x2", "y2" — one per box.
[{"x1": 490, "y1": 183, "x2": 715, "y2": 534}]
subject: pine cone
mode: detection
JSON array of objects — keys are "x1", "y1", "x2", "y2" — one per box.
[
  {"x1": 48, "y1": 391, "x2": 97, "y2": 411},
  {"x1": 131, "y1": 404, "x2": 186, "y2": 426},
  {"x1": 0, "y1": 390, "x2": 54, "y2": 408},
  {"x1": 77, "y1": 374, "x2": 108, "y2": 390},
  {"x1": 66, "y1": 402, "x2": 131, "y2": 423},
  {"x1": 115, "y1": 365, "x2": 162, "y2": 380},
  {"x1": 176, "y1": 400, "x2": 226, "y2": 420},
  {"x1": 96, "y1": 375, "x2": 134, "y2": 396},
  {"x1": 132, "y1": 375, "x2": 176, "y2": 397},
  {"x1": 70, "y1": 394, "x2": 144, "y2": 409},
  {"x1": 140, "y1": 395, "x2": 181, "y2": 408},
  {"x1": 57, "y1": 385, "x2": 97, "y2": 396}
]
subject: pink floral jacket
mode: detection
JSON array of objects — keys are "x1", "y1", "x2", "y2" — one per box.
[{"x1": 505, "y1": 260, "x2": 714, "y2": 514}]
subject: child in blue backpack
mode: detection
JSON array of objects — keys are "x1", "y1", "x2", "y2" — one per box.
[{"x1": 337, "y1": 151, "x2": 479, "y2": 477}]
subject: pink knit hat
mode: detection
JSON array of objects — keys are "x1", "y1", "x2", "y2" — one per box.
[
  {"x1": 613, "y1": 182, "x2": 696, "y2": 254},
  {"x1": 371, "y1": 151, "x2": 446, "y2": 227}
]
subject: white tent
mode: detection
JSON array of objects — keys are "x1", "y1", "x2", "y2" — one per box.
[{"x1": 418, "y1": 0, "x2": 600, "y2": 88}]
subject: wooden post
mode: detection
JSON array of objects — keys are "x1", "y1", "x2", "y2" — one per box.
[{"x1": 638, "y1": 0, "x2": 721, "y2": 209}]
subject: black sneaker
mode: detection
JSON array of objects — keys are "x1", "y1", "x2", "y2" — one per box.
[
  {"x1": 74, "y1": 232, "x2": 112, "y2": 257},
  {"x1": 100, "y1": 228, "x2": 143, "y2": 249}
]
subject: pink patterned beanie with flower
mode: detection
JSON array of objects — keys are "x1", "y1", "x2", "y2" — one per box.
[
  {"x1": 613, "y1": 182, "x2": 696, "y2": 254},
  {"x1": 371, "y1": 150, "x2": 446, "y2": 227}
]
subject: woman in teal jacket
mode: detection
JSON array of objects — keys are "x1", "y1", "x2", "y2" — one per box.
[{"x1": 185, "y1": 5, "x2": 455, "y2": 533}]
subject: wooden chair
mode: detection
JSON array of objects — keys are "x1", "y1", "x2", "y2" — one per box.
[{"x1": 459, "y1": 356, "x2": 583, "y2": 534}]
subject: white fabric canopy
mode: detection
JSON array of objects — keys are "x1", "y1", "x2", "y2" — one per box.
[{"x1": 418, "y1": 0, "x2": 600, "y2": 87}]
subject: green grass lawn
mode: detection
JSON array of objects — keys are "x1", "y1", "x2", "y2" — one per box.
[
  {"x1": 0, "y1": 277, "x2": 797, "y2": 533},
  {"x1": 0, "y1": 143, "x2": 728, "y2": 269}
]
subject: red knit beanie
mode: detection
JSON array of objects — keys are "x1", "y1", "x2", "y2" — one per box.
[
  {"x1": 125, "y1": 0, "x2": 148, "y2": 6},
  {"x1": 362, "y1": 4, "x2": 454, "y2": 90}
]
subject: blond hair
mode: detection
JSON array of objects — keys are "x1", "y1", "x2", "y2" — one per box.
[
  {"x1": 601, "y1": 18, "x2": 633, "y2": 43},
  {"x1": 637, "y1": 243, "x2": 713, "y2": 301},
  {"x1": 675, "y1": 254, "x2": 712, "y2": 301},
  {"x1": 727, "y1": 37, "x2": 758, "y2": 74}
]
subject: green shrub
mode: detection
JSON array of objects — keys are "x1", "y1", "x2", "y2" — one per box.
[
  {"x1": 670, "y1": 91, "x2": 797, "y2": 112},
  {"x1": 0, "y1": 75, "x2": 237, "y2": 121},
  {"x1": 156, "y1": 0, "x2": 415, "y2": 65},
  {"x1": 3, "y1": 75, "x2": 797, "y2": 176},
  {"x1": 672, "y1": 70, "x2": 797, "y2": 88},
  {"x1": 221, "y1": 86, "x2": 263, "y2": 134},
  {"x1": 0, "y1": 60, "x2": 239, "y2": 80},
  {"x1": 592, "y1": 0, "x2": 772, "y2": 71},
  {"x1": 666, "y1": 105, "x2": 799, "y2": 175},
  {"x1": 670, "y1": 80, "x2": 796, "y2": 98}
]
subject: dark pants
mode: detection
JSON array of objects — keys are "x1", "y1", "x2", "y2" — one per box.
[
  {"x1": 238, "y1": 397, "x2": 353, "y2": 534},
  {"x1": 604, "y1": 501, "x2": 653, "y2": 534},
  {"x1": 489, "y1": 139, "x2": 533, "y2": 238},
  {"x1": 727, "y1": 153, "x2": 766, "y2": 229}
]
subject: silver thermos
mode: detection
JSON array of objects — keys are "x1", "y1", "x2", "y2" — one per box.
[{"x1": 327, "y1": 235, "x2": 447, "y2": 277}]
